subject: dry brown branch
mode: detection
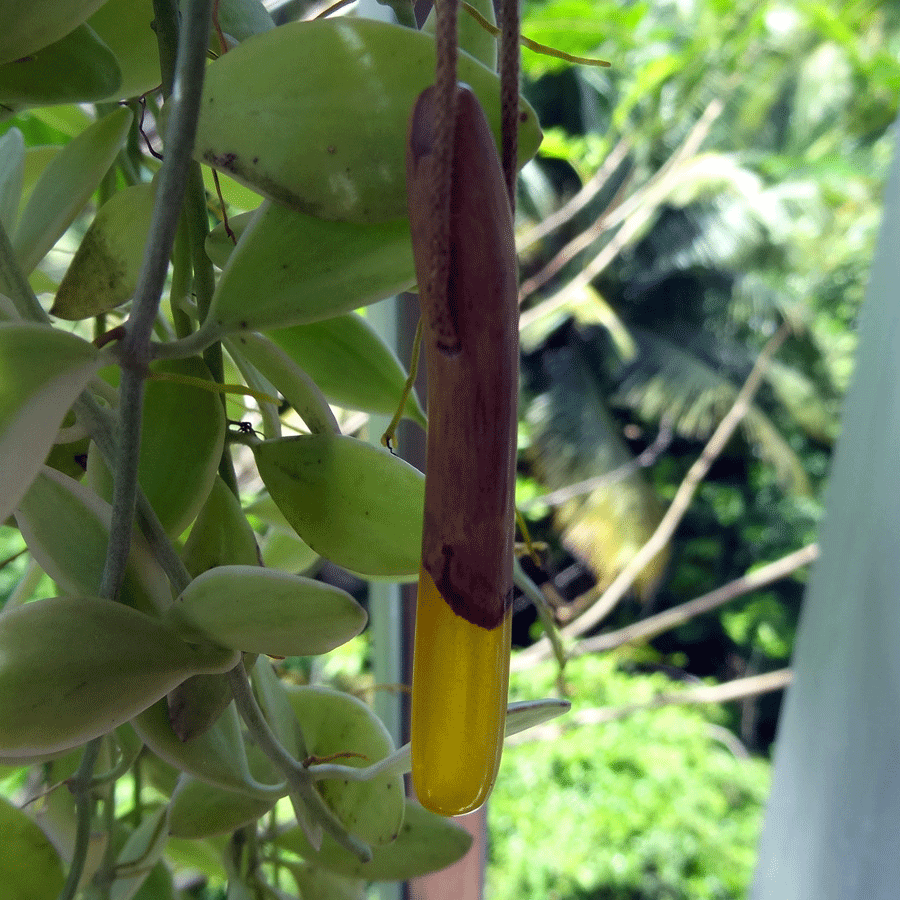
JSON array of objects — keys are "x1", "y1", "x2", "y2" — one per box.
[
  {"x1": 519, "y1": 99, "x2": 724, "y2": 327},
  {"x1": 517, "y1": 137, "x2": 632, "y2": 251},
  {"x1": 575, "y1": 543, "x2": 818, "y2": 656},
  {"x1": 505, "y1": 669, "x2": 793, "y2": 744},
  {"x1": 514, "y1": 321, "x2": 792, "y2": 670}
]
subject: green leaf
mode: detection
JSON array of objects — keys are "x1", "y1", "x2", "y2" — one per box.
[
  {"x1": 275, "y1": 798, "x2": 472, "y2": 880},
  {"x1": 260, "y1": 528, "x2": 318, "y2": 574},
  {"x1": 213, "y1": 0, "x2": 275, "y2": 44},
  {"x1": 87, "y1": 0, "x2": 162, "y2": 99},
  {"x1": 15, "y1": 466, "x2": 171, "y2": 615},
  {"x1": 13, "y1": 105, "x2": 132, "y2": 273},
  {"x1": 0, "y1": 322, "x2": 99, "y2": 523},
  {"x1": 202, "y1": 201, "x2": 414, "y2": 338},
  {"x1": 0, "y1": 796, "x2": 64, "y2": 900},
  {"x1": 193, "y1": 18, "x2": 541, "y2": 222},
  {"x1": 166, "y1": 565, "x2": 368, "y2": 658},
  {"x1": 169, "y1": 775, "x2": 276, "y2": 839},
  {"x1": 253, "y1": 434, "x2": 424, "y2": 580},
  {"x1": 51, "y1": 180, "x2": 156, "y2": 320},
  {"x1": 87, "y1": 357, "x2": 227, "y2": 537},
  {"x1": 182, "y1": 474, "x2": 262, "y2": 578},
  {"x1": 286, "y1": 685, "x2": 405, "y2": 846},
  {"x1": 109, "y1": 806, "x2": 169, "y2": 900},
  {"x1": 132, "y1": 700, "x2": 282, "y2": 799},
  {"x1": 266, "y1": 314, "x2": 426, "y2": 425},
  {"x1": 0, "y1": 0, "x2": 110, "y2": 65},
  {"x1": 0, "y1": 23, "x2": 121, "y2": 113},
  {"x1": 285, "y1": 864, "x2": 365, "y2": 900},
  {"x1": 0, "y1": 596, "x2": 239, "y2": 758}
]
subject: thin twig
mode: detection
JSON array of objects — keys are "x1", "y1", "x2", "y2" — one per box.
[
  {"x1": 102, "y1": 0, "x2": 214, "y2": 601},
  {"x1": 505, "y1": 669, "x2": 793, "y2": 743},
  {"x1": 518, "y1": 137, "x2": 632, "y2": 252},
  {"x1": 575, "y1": 543, "x2": 818, "y2": 656},
  {"x1": 515, "y1": 322, "x2": 792, "y2": 668},
  {"x1": 522, "y1": 420, "x2": 673, "y2": 511}
]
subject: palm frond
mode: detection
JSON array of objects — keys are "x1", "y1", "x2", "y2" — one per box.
[
  {"x1": 612, "y1": 328, "x2": 810, "y2": 493},
  {"x1": 524, "y1": 332, "x2": 667, "y2": 597}
]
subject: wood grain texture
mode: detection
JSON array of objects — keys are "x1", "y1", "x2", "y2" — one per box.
[{"x1": 406, "y1": 84, "x2": 518, "y2": 630}]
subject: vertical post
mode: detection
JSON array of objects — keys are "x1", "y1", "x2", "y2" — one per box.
[{"x1": 367, "y1": 297, "x2": 405, "y2": 900}]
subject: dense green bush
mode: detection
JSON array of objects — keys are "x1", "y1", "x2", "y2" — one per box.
[{"x1": 489, "y1": 657, "x2": 770, "y2": 900}]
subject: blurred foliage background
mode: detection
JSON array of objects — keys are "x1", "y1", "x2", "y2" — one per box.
[
  {"x1": 495, "y1": 0, "x2": 898, "y2": 896},
  {"x1": 511, "y1": 0, "x2": 897, "y2": 731}
]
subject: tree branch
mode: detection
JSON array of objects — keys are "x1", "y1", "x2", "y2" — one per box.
[
  {"x1": 514, "y1": 321, "x2": 792, "y2": 669},
  {"x1": 519, "y1": 99, "x2": 725, "y2": 322},
  {"x1": 506, "y1": 669, "x2": 793, "y2": 744},
  {"x1": 574, "y1": 543, "x2": 818, "y2": 656}
]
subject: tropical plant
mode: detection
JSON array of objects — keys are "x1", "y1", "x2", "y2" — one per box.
[{"x1": 0, "y1": 0, "x2": 564, "y2": 896}]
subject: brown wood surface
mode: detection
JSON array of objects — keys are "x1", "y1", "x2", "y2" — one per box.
[{"x1": 405, "y1": 84, "x2": 519, "y2": 630}]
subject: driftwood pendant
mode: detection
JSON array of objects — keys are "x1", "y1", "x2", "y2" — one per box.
[{"x1": 407, "y1": 84, "x2": 518, "y2": 816}]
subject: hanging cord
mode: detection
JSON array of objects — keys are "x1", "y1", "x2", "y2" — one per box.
[
  {"x1": 498, "y1": 0, "x2": 520, "y2": 210},
  {"x1": 429, "y1": 0, "x2": 459, "y2": 333}
]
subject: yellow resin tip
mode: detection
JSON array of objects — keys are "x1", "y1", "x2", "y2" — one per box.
[{"x1": 411, "y1": 566, "x2": 512, "y2": 816}]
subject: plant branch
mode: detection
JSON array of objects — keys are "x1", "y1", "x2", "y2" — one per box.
[
  {"x1": 226, "y1": 662, "x2": 372, "y2": 862},
  {"x1": 102, "y1": 0, "x2": 214, "y2": 600},
  {"x1": 575, "y1": 543, "x2": 818, "y2": 657},
  {"x1": 56, "y1": 739, "x2": 101, "y2": 900},
  {"x1": 514, "y1": 322, "x2": 792, "y2": 669},
  {"x1": 505, "y1": 669, "x2": 793, "y2": 744},
  {"x1": 120, "y1": 0, "x2": 213, "y2": 367}
]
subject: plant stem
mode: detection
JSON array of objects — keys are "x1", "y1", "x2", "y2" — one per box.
[
  {"x1": 183, "y1": 160, "x2": 240, "y2": 491},
  {"x1": 152, "y1": 0, "x2": 181, "y2": 97},
  {"x1": 56, "y1": 739, "x2": 101, "y2": 900},
  {"x1": 226, "y1": 662, "x2": 372, "y2": 862},
  {"x1": 515, "y1": 322, "x2": 792, "y2": 668},
  {"x1": 0, "y1": 218, "x2": 50, "y2": 322},
  {"x1": 102, "y1": 0, "x2": 214, "y2": 601},
  {"x1": 169, "y1": 215, "x2": 195, "y2": 338}
]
